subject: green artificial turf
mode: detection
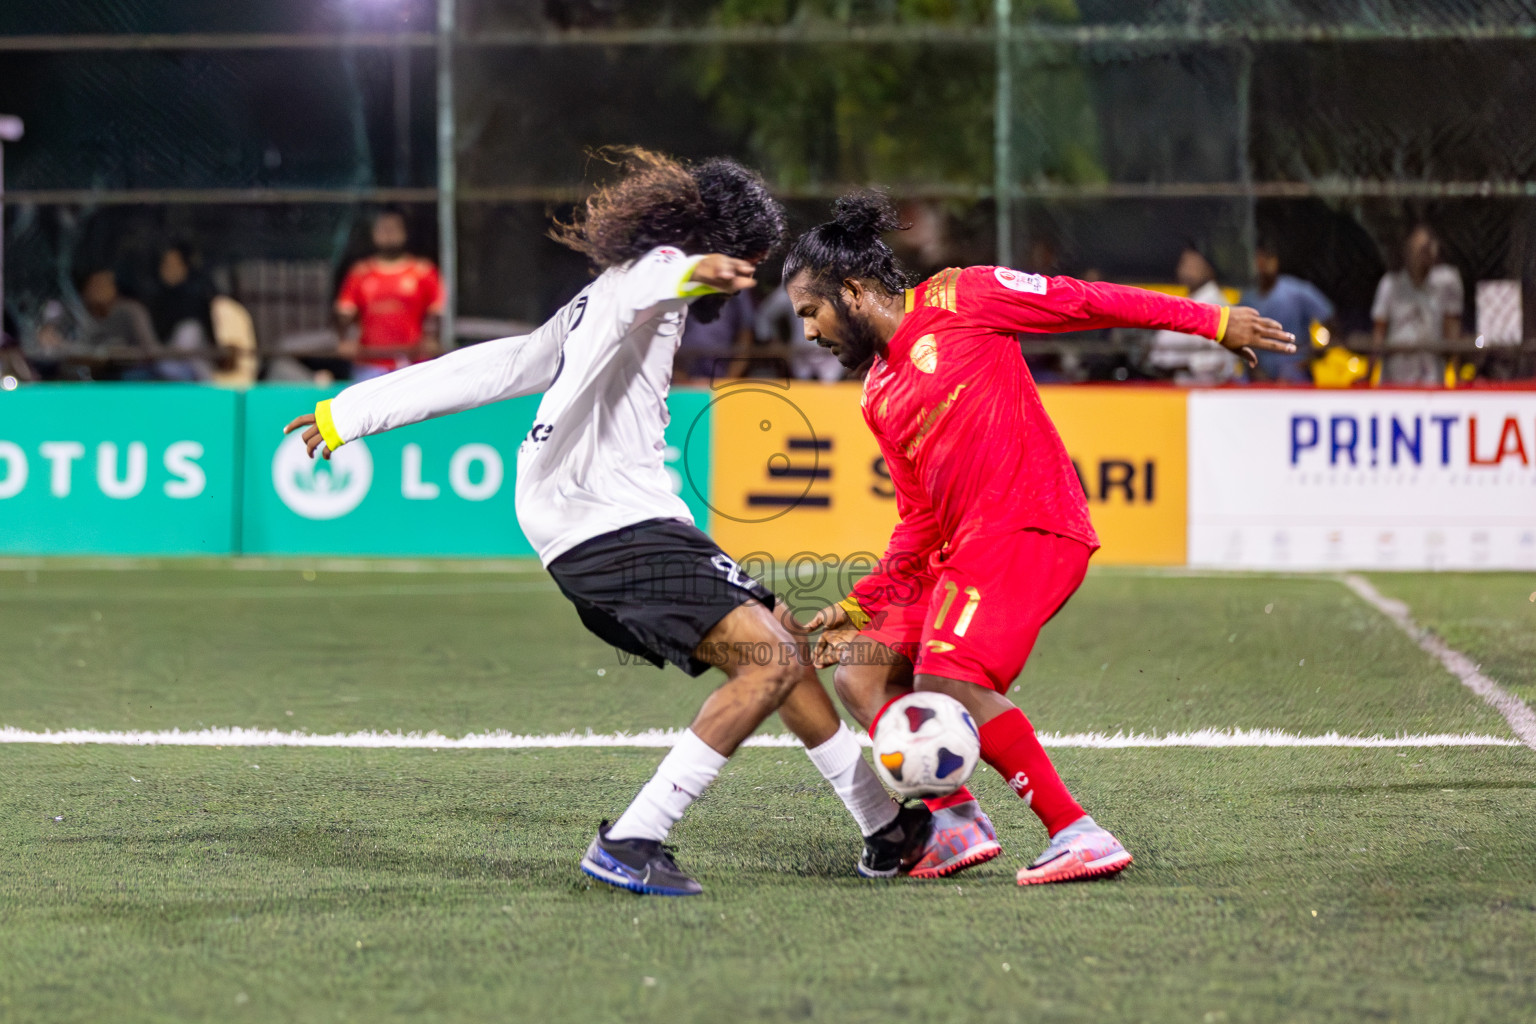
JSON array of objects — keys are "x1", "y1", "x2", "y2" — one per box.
[
  {"x1": 1365, "y1": 572, "x2": 1536, "y2": 707},
  {"x1": 1, "y1": 564, "x2": 1533, "y2": 1023}
]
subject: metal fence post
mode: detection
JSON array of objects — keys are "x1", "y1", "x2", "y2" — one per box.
[
  {"x1": 993, "y1": 0, "x2": 1013, "y2": 269},
  {"x1": 436, "y1": 0, "x2": 457, "y2": 349}
]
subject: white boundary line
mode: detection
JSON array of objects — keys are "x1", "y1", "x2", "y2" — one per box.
[
  {"x1": 1342, "y1": 574, "x2": 1536, "y2": 751},
  {"x1": 0, "y1": 725, "x2": 1518, "y2": 750}
]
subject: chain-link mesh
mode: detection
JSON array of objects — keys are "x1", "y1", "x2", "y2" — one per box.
[{"x1": 2, "y1": 0, "x2": 1534, "y2": 371}]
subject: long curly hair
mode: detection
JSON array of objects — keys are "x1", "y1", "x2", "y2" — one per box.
[{"x1": 550, "y1": 147, "x2": 786, "y2": 269}]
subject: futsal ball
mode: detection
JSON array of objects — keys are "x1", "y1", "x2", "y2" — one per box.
[{"x1": 871, "y1": 692, "x2": 980, "y2": 799}]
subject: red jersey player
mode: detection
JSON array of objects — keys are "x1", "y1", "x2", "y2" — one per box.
[
  {"x1": 335, "y1": 209, "x2": 445, "y2": 380},
  {"x1": 784, "y1": 194, "x2": 1294, "y2": 885}
]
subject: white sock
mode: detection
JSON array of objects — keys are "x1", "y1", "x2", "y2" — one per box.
[
  {"x1": 805, "y1": 723, "x2": 900, "y2": 837},
  {"x1": 606, "y1": 729, "x2": 727, "y2": 843}
]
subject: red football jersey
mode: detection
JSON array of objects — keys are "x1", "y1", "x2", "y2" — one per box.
[
  {"x1": 335, "y1": 256, "x2": 445, "y2": 370},
  {"x1": 850, "y1": 266, "x2": 1221, "y2": 610}
]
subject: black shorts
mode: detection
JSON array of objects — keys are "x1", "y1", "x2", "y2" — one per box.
[{"x1": 547, "y1": 518, "x2": 776, "y2": 677}]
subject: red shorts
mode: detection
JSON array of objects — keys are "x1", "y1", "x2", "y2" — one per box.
[{"x1": 859, "y1": 528, "x2": 1091, "y2": 692}]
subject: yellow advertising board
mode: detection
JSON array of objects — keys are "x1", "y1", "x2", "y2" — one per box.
[
  {"x1": 708, "y1": 381, "x2": 1186, "y2": 566},
  {"x1": 1037, "y1": 386, "x2": 1187, "y2": 565},
  {"x1": 707, "y1": 381, "x2": 896, "y2": 566}
]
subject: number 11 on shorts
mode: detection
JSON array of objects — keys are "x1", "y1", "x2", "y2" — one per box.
[{"x1": 933, "y1": 582, "x2": 981, "y2": 636}]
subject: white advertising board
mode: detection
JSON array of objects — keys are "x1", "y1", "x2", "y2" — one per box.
[{"x1": 1189, "y1": 390, "x2": 1536, "y2": 569}]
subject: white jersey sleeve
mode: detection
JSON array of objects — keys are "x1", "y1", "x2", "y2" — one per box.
[
  {"x1": 319, "y1": 301, "x2": 573, "y2": 447},
  {"x1": 616, "y1": 247, "x2": 712, "y2": 325}
]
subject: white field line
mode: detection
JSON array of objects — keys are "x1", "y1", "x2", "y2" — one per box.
[
  {"x1": 0, "y1": 725, "x2": 1518, "y2": 750},
  {"x1": 1342, "y1": 574, "x2": 1536, "y2": 751}
]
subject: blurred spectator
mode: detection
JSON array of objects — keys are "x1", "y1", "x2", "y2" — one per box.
[
  {"x1": 335, "y1": 209, "x2": 444, "y2": 380},
  {"x1": 1371, "y1": 225, "x2": 1463, "y2": 385},
  {"x1": 210, "y1": 268, "x2": 259, "y2": 388},
  {"x1": 677, "y1": 290, "x2": 755, "y2": 380},
  {"x1": 1, "y1": 311, "x2": 34, "y2": 382},
  {"x1": 1243, "y1": 238, "x2": 1335, "y2": 384},
  {"x1": 147, "y1": 243, "x2": 217, "y2": 382},
  {"x1": 73, "y1": 268, "x2": 163, "y2": 379},
  {"x1": 753, "y1": 286, "x2": 843, "y2": 382},
  {"x1": 1148, "y1": 245, "x2": 1241, "y2": 384}
]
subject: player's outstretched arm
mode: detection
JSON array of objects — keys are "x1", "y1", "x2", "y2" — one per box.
[
  {"x1": 958, "y1": 266, "x2": 1296, "y2": 367},
  {"x1": 283, "y1": 314, "x2": 566, "y2": 460}
]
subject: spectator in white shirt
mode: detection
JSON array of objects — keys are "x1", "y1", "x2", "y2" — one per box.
[
  {"x1": 1371, "y1": 225, "x2": 1463, "y2": 386},
  {"x1": 1148, "y1": 245, "x2": 1241, "y2": 384}
]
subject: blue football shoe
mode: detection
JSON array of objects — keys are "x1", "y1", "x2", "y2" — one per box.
[{"x1": 580, "y1": 821, "x2": 703, "y2": 897}]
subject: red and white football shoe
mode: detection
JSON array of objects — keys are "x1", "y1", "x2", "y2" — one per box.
[
  {"x1": 1015, "y1": 816, "x2": 1132, "y2": 886},
  {"x1": 905, "y1": 799, "x2": 1003, "y2": 879}
]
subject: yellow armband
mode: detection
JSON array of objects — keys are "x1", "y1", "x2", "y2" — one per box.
[
  {"x1": 838, "y1": 594, "x2": 872, "y2": 630},
  {"x1": 314, "y1": 399, "x2": 346, "y2": 452},
  {"x1": 1215, "y1": 305, "x2": 1231, "y2": 343},
  {"x1": 677, "y1": 262, "x2": 725, "y2": 299}
]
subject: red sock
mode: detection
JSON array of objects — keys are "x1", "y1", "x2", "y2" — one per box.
[
  {"x1": 978, "y1": 708, "x2": 1084, "y2": 836},
  {"x1": 923, "y1": 788, "x2": 976, "y2": 812},
  {"x1": 867, "y1": 695, "x2": 904, "y2": 737}
]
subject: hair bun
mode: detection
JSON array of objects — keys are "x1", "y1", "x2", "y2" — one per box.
[{"x1": 832, "y1": 191, "x2": 901, "y2": 241}]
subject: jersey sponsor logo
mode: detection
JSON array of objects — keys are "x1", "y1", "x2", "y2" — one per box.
[
  {"x1": 994, "y1": 267, "x2": 1048, "y2": 295},
  {"x1": 925, "y1": 639, "x2": 956, "y2": 653},
  {"x1": 272, "y1": 431, "x2": 373, "y2": 520},
  {"x1": 903, "y1": 383, "x2": 967, "y2": 460},
  {"x1": 654, "y1": 247, "x2": 683, "y2": 263},
  {"x1": 910, "y1": 334, "x2": 938, "y2": 374}
]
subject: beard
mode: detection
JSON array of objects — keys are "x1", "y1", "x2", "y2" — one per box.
[{"x1": 829, "y1": 295, "x2": 883, "y2": 370}]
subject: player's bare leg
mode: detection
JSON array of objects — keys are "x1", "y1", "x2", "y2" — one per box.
[
  {"x1": 913, "y1": 673, "x2": 1131, "y2": 885},
  {"x1": 585, "y1": 602, "x2": 926, "y2": 895},
  {"x1": 830, "y1": 646, "x2": 1002, "y2": 878}
]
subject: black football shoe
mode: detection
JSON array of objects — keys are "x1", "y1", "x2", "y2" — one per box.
[
  {"x1": 580, "y1": 821, "x2": 703, "y2": 897},
  {"x1": 857, "y1": 802, "x2": 934, "y2": 878}
]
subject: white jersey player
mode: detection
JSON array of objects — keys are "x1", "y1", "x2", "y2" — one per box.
[{"x1": 286, "y1": 150, "x2": 932, "y2": 896}]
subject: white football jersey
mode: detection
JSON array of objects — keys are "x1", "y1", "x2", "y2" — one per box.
[{"x1": 323, "y1": 246, "x2": 711, "y2": 565}]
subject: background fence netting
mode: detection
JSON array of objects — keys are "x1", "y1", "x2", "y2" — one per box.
[{"x1": 3, "y1": 0, "x2": 1534, "y2": 371}]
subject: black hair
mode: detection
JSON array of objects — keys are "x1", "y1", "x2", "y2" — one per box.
[
  {"x1": 782, "y1": 191, "x2": 915, "y2": 298},
  {"x1": 690, "y1": 157, "x2": 786, "y2": 262},
  {"x1": 551, "y1": 147, "x2": 785, "y2": 269},
  {"x1": 374, "y1": 206, "x2": 408, "y2": 225},
  {"x1": 1254, "y1": 236, "x2": 1278, "y2": 256}
]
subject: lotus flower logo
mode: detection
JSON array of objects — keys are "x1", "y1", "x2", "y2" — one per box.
[
  {"x1": 272, "y1": 431, "x2": 373, "y2": 520},
  {"x1": 291, "y1": 460, "x2": 352, "y2": 495}
]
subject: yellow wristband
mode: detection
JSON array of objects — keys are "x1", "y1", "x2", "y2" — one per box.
[
  {"x1": 1215, "y1": 305, "x2": 1231, "y2": 343},
  {"x1": 314, "y1": 399, "x2": 346, "y2": 452},
  {"x1": 838, "y1": 595, "x2": 871, "y2": 631},
  {"x1": 677, "y1": 256, "x2": 725, "y2": 299}
]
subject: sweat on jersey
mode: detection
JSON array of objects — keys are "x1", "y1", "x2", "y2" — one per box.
[
  {"x1": 843, "y1": 265, "x2": 1223, "y2": 621},
  {"x1": 310, "y1": 246, "x2": 721, "y2": 565}
]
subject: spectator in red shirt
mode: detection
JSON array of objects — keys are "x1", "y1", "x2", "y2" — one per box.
[{"x1": 335, "y1": 209, "x2": 445, "y2": 380}]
